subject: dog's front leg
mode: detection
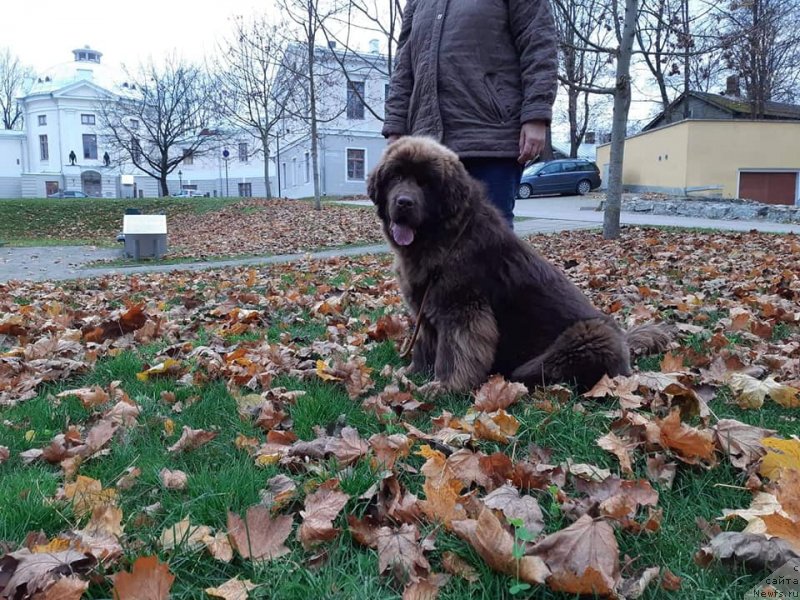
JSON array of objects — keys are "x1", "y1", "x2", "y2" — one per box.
[
  {"x1": 433, "y1": 305, "x2": 498, "y2": 393},
  {"x1": 408, "y1": 320, "x2": 437, "y2": 376}
]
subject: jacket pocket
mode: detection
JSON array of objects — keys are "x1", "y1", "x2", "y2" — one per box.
[{"x1": 483, "y1": 75, "x2": 509, "y2": 123}]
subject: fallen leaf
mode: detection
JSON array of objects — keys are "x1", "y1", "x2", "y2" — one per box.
[
  {"x1": 713, "y1": 419, "x2": 777, "y2": 470},
  {"x1": 30, "y1": 575, "x2": 89, "y2": 600},
  {"x1": 531, "y1": 514, "x2": 620, "y2": 596},
  {"x1": 159, "y1": 468, "x2": 188, "y2": 490},
  {"x1": 64, "y1": 476, "x2": 117, "y2": 517},
  {"x1": 645, "y1": 454, "x2": 677, "y2": 490},
  {"x1": 112, "y1": 555, "x2": 174, "y2": 600},
  {"x1": 759, "y1": 437, "x2": 800, "y2": 480},
  {"x1": 618, "y1": 566, "x2": 660, "y2": 599},
  {"x1": 482, "y1": 484, "x2": 545, "y2": 538},
  {"x1": 227, "y1": 505, "x2": 293, "y2": 561},
  {"x1": 697, "y1": 531, "x2": 800, "y2": 571},
  {"x1": 596, "y1": 431, "x2": 636, "y2": 476},
  {"x1": 203, "y1": 532, "x2": 234, "y2": 563},
  {"x1": 260, "y1": 474, "x2": 297, "y2": 511},
  {"x1": 167, "y1": 426, "x2": 217, "y2": 453},
  {"x1": 298, "y1": 480, "x2": 350, "y2": 549},
  {"x1": 376, "y1": 523, "x2": 431, "y2": 585},
  {"x1": 401, "y1": 573, "x2": 449, "y2": 600},
  {"x1": 660, "y1": 567, "x2": 682, "y2": 591},
  {"x1": 451, "y1": 508, "x2": 550, "y2": 585},
  {"x1": 205, "y1": 576, "x2": 257, "y2": 600},
  {"x1": 0, "y1": 550, "x2": 95, "y2": 600},
  {"x1": 56, "y1": 385, "x2": 109, "y2": 408},
  {"x1": 649, "y1": 409, "x2": 716, "y2": 465},
  {"x1": 729, "y1": 373, "x2": 800, "y2": 409},
  {"x1": 160, "y1": 518, "x2": 212, "y2": 551},
  {"x1": 473, "y1": 375, "x2": 527, "y2": 412},
  {"x1": 441, "y1": 551, "x2": 479, "y2": 583},
  {"x1": 327, "y1": 427, "x2": 369, "y2": 466}
]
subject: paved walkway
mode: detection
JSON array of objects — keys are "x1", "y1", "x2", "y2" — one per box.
[{"x1": 2, "y1": 197, "x2": 799, "y2": 283}]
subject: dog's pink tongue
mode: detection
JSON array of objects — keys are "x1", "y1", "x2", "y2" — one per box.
[{"x1": 390, "y1": 223, "x2": 415, "y2": 246}]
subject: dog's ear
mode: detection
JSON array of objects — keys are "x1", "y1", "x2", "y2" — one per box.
[
  {"x1": 366, "y1": 160, "x2": 387, "y2": 206},
  {"x1": 434, "y1": 156, "x2": 475, "y2": 217}
]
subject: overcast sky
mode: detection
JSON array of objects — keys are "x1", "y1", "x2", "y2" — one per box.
[{"x1": 5, "y1": 0, "x2": 275, "y2": 72}]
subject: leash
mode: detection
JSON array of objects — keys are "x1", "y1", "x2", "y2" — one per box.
[{"x1": 398, "y1": 214, "x2": 473, "y2": 360}]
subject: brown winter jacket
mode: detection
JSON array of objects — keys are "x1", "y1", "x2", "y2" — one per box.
[{"x1": 382, "y1": 0, "x2": 559, "y2": 158}]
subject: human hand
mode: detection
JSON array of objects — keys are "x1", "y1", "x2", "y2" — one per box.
[{"x1": 518, "y1": 121, "x2": 547, "y2": 164}]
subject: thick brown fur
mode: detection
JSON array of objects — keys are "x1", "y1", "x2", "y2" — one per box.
[{"x1": 367, "y1": 136, "x2": 671, "y2": 393}]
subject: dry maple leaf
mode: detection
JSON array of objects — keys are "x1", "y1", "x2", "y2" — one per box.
[
  {"x1": 116, "y1": 467, "x2": 141, "y2": 491},
  {"x1": 376, "y1": 523, "x2": 431, "y2": 585},
  {"x1": 30, "y1": 575, "x2": 89, "y2": 600},
  {"x1": 64, "y1": 475, "x2": 117, "y2": 517},
  {"x1": 759, "y1": 437, "x2": 800, "y2": 480},
  {"x1": 713, "y1": 419, "x2": 777, "y2": 470},
  {"x1": 205, "y1": 576, "x2": 257, "y2": 600},
  {"x1": 56, "y1": 385, "x2": 109, "y2": 408},
  {"x1": 0, "y1": 549, "x2": 96, "y2": 599},
  {"x1": 729, "y1": 373, "x2": 800, "y2": 409},
  {"x1": 112, "y1": 555, "x2": 174, "y2": 600},
  {"x1": 648, "y1": 409, "x2": 716, "y2": 465},
  {"x1": 401, "y1": 573, "x2": 450, "y2": 600},
  {"x1": 159, "y1": 519, "x2": 212, "y2": 551},
  {"x1": 369, "y1": 433, "x2": 412, "y2": 470},
  {"x1": 618, "y1": 566, "x2": 661, "y2": 599},
  {"x1": 473, "y1": 375, "x2": 528, "y2": 412},
  {"x1": 0, "y1": 446, "x2": 9, "y2": 464},
  {"x1": 441, "y1": 551, "x2": 479, "y2": 583},
  {"x1": 348, "y1": 514, "x2": 381, "y2": 548},
  {"x1": 583, "y1": 374, "x2": 644, "y2": 409},
  {"x1": 660, "y1": 567, "x2": 682, "y2": 591},
  {"x1": 697, "y1": 531, "x2": 800, "y2": 571},
  {"x1": 260, "y1": 474, "x2": 297, "y2": 511},
  {"x1": 159, "y1": 468, "x2": 188, "y2": 490},
  {"x1": 472, "y1": 410, "x2": 520, "y2": 444},
  {"x1": 645, "y1": 454, "x2": 677, "y2": 490},
  {"x1": 596, "y1": 431, "x2": 636, "y2": 476},
  {"x1": 531, "y1": 514, "x2": 620, "y2": 597},
  {"x1": 483, "y1": 484, "x2": 545, "y2": 538},
  {"x1": 167, "y1": 426, "x2": 218, "y2": 453},
  {"x1": 327, "y1": 427, "x2": 369, "y2": 466},
  {"x1": 227, "y1": 505, "x2": 293, "y2": 561},
  {"x1": 761, "y1": 513, "x2": 800, "y2": 552},
  {"x1": 776, "y1": 468, "x2": 800, "y2": 518},
  {"x1": 451, "y1": 508, "x2": 549, "y2": 585},
  {"x1": 203, "y1": 532, "x2": 234, "y2": 563},
  {"x1": 298, "y1": 480, "x2": 350, "y2": 550}
]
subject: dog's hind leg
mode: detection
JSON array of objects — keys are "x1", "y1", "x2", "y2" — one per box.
[
  {"x1": 512, "y1": 318, "x2": 630, "y2": 391},
  {"x1": 433, "y1": 305, "x2": 498, "y2": 393}
]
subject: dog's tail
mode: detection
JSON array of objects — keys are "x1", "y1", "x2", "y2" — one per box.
[{"x1": 625, "y1": 323, "x2": 673, "y2": 356}]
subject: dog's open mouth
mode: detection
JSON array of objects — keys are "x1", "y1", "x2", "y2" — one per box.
[{"x1": 390, "y1": 222, "x2": 415, "y2": 246}]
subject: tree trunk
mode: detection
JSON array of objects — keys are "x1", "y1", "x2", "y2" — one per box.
[
  {"x1": 159, "y1": 170, "x2": 169, "y2": 197},
  {"x1": 603, "y1": 0, "x2": 638, "y2": 240},
  {"x1": 263, "y1": 138, "x2": 272, "y2": 199},
  {"x1": 308, "y1": 34, "x2": 322, "y2": 211},
  {"x1": 568, "y1": 87, "x2": 579, "y2": 158}
]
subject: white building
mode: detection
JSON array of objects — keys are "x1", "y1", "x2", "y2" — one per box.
[
  {"x1": 1, "y1": 46, "x2": 271, "y2": 199},
  {"x1": 275, "y1": 41, "x2": 389, "y2": 199}
]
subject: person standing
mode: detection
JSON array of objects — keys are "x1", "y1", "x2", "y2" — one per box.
[{"x1": 383, "y1": 0, "x2": 558, "y2": 227}]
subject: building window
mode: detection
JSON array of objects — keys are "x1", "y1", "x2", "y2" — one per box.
[
  {"x1": 38, "y1": 115, "x2": 47, "y2": 126},
  {"x1": 82, "y1": 134, "x2": 97, "y2": 159},
  {"x1": 281, "y1": 163, "x2": 287, "y2": 187},
  {"x1": 182, "y1": 148, "x2": 193, "y2": 165},
  {"x1": 39, "y1": 135, "x2": 49, "y2": 161},
  {"x1": 346, "y1": 81, "x2": 365, "y2": 120},
  {"x1": 304, "y1": 152, "x2": 310, "y2": 183},
  {"x1": 130, "y1": 119, "x2": 139, "y2": 131},
  {"x1": 81, "y1": 114, "x2": 96, "y2": 125},
  {"x1": 238, "y1": 142, "x2": 248, "y2": 162},
  {"x1": 238, "y1": 182, "x2": 252, "y2": 197},
  {"x1": 131, "y1": 137, "x2": 141, "y2": 163},
  {"x1": 292, "y1": 157, "x2": 297, "y2": 185},
  {"x1": 347, "y1": 148, "x2": 365, "y2": 180}
]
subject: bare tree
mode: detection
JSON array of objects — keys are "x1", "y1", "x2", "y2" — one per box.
[
  {"x1": 554, "y1": 0, "x2": 615, "y2": 158},
  {"x1": 553, "y1": 0, "x2": 640, "y2": 239},
  {"x1": 99, "y1": 58, "x2": 222, "y2": 197},
  {"x1": 277, "y1": 0, "x2": 344, "y2": 210},
  {"x1": 316, "y1": 0, "x2": 404, "y2": 120},
  {"x1": 0, "y1": 48, "x2": 32, "y2": 130},
  {"x1": 215, "y1": 15, "x2": 296, "y2": 199},
  {"x1": 717, "y1": 0, "x2": 800, "y2": 115}
]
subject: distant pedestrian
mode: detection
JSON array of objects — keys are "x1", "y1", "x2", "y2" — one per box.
[{"x1": 383, "y1": 1, "x2": 558, "y2": 227}]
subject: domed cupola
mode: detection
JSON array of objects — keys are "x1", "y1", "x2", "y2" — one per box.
[{"x1": 72, "y1": 46, "x2": 103, "y2": 64}]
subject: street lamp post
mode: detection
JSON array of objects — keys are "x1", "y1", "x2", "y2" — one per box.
[
  {"x1": 222, "y1": 149, "x2": 230, "y2": 197},
  {"x1": 178, "y1": 170, "x2": 183, "y2": 191}
]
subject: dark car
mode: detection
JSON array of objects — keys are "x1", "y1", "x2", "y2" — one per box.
[
  {"x1": 517, "y1": 158, "x2": 602, "y2": 198},
  {"x1": 47, "y1": 190, "x2": 90, "y2": 199}
]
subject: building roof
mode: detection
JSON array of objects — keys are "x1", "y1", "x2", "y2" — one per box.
[
  {"x1": 25, "y1": 46, "x2": 123, "y2": 97},
  {"x1": 643, "y1": 91, "x2": 800, "y2": 131}
]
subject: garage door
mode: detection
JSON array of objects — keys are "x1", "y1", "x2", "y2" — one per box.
[{"x1": 739, "y1": 171, "x2": 798, "y2": 205}]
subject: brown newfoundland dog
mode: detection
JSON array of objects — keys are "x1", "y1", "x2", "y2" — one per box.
[{"x1": 367, "y1": 136, "x2": 670, "y2": 393}]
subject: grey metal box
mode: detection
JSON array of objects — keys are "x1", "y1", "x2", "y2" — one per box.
[{"x1": 123, "y1": 215, "x2": 167, "y2": 260}]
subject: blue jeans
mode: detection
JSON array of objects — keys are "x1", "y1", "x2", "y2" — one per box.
[{"x1": 462, "y1": 158, "x2": 522, "y2": 229}]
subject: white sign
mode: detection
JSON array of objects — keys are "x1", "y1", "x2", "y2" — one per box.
[
  {"x1": 123, "y1": 214, "x2": 167, "y2": 235},
  {"x1": 121, "y1": 174, "x2": 135, "y2": 185}
]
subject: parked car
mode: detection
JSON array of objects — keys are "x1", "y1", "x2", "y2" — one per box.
[
  {"x1": 171, "y1": 190, "x2": 207, "y2": 198},
  {"x1": 47, "y1": 190, "x2": 90, "y2": 199},
  {"x1": 517, "y1": 159, "x2": 602, "y2": 198}
]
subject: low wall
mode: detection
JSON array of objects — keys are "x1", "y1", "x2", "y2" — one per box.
[{"x1": 620, "y1": 196, "x2": 800, "y2": 223}]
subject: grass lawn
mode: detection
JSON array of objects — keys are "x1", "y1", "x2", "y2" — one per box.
[
  {"x1": 1, "y1": 227, "x2": 799, "y2": 599},
  {"x1": 0, "y1": 197, "x2": 234, "y2": 247}
]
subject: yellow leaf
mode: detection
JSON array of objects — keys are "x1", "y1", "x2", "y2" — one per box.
[
  {"x1": 136, "y1": 358, "x2": 181, "y2": 382},
  {"x1": 164, "y1": 418, "x2": 175, "y2": 437},
  {"x1": 759, "y1": 437, "x2": 800, "y2": 480},
  {"x1": 64, "y1": 475, "x2": 117, "y2": 517},
  {"x1": 255, "y1": 453, "x2": 282, "y2": 467},
  {"x1": 32, "y1": 537, "x2": 72, "y2": 553},
  {"x1": 24, "y1": 430, "x2": 35, "y2": 442},
  {"x1": 315, "y1": 360, "x2": 342, "y2": 382}
]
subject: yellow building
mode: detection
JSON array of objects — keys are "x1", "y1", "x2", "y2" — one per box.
[{"x1": 596, "y1": 111, "x2": 800, "y2": 206}]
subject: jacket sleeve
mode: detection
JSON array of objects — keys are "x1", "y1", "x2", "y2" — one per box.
[
  {"x1": 509, "y1": 0, "x2": 559, "y2": 125},
  {"x1": 382, "y1": 0, "x2": 416, "y2": 137}
]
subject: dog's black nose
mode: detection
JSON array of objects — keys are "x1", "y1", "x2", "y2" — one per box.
[{"x1": 396, "y1": 195, "x2": 414, "y2": 209}]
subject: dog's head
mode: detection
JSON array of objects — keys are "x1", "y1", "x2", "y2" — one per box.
[{"x1": 367, "y1": 137, "x2": 475, "y2": 248}]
